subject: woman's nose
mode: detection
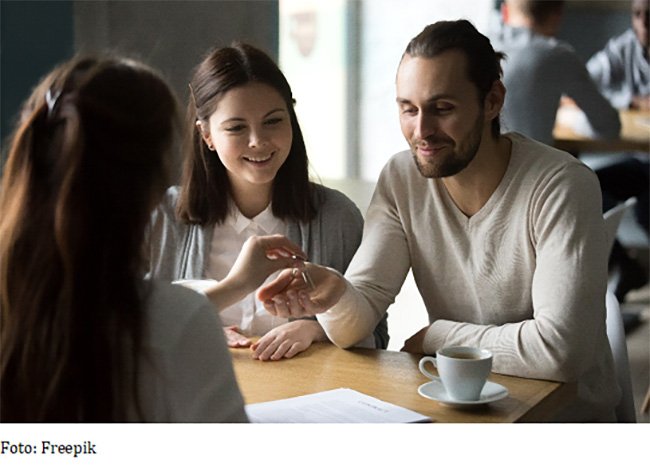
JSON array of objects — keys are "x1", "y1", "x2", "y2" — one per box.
[{"x1": 248, "y1": 128, "x2": 268, "y2": 148}]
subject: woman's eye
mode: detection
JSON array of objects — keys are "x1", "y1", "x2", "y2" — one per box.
[
  {"x1": 401, "y1": 108, "x2": 417, "y2": 115},
  {"x1": 224, "y1": 125, "x2": 245, "y2": 132},
  {"x1": 265, "y1": 117, "x2": 283, "y2": 126}
]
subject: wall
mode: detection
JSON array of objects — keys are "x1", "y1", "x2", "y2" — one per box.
[
  {"x1": 359, "y1": 0, "x2": 495, "y2": 182},
  {"x1": 73, "y1": 0, "x2": 278, "y2": 181},
  {"x1": 279, "y1": 0, "x2": 351, "y2": 181},
  {"x1": 0, "y1": 0, "x2": 278, "y2": 177},
  {"x1": 1, "y1": 0, "x2": 74, "y2": 144},
  {"x1": 73, "y1": 1, "x2": 279, "y2": 105},
  {"x1": 558, "y1": 0, "x2": 631, "y2": 62}
]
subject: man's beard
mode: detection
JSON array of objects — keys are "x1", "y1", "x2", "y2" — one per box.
[{"x1": 411, "y1": 112, "x2": 484, "y2": 179}]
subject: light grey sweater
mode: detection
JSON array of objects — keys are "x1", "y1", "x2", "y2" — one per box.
[
  {"x1": 587, "y1": 28, "x2": 650, "y2": 110},
  {"x1": 132, "y1": 281, "x2": 247, "y2": 422},
  {"x1": 321, "y1": 133, "x2": 619, "y2": 421},
  {"x1": 145, "y1": 184, "x2": 389, "y2": 349},
  {"x1": 491, "y1": 24, "x2": 621, "y2": 145}
]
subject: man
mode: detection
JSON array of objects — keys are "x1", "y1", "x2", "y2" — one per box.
[
  {"x1": 587, "y1": 0, "x2": 650, "y2": 111},
  {"x1": 259, "y1": 20, "x2": 619, "y2": 421},
  {"x1": 490, "y1": 0, "x2": 621, "y2": 145}
]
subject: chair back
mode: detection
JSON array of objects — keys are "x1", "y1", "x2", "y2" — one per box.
[
  {"x1": 605, "y1": 289, "x2": 637, "y2": 422},
  {"x1": 603, "y1": 197, "x2": 637, "y2": 253}
]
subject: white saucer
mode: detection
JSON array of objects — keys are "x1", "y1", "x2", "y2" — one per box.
[{"x1": 418, "y1": 379, "x2": 509, "y2": 407}]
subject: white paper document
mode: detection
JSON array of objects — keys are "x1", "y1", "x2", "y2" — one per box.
[{"x1": 245, "y1": 388, "x2": 431, "y2": 423}]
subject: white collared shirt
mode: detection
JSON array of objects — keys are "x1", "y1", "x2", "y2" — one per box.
[{"x1": 205, "y1": 204, "x2": 288, "y2": 336}]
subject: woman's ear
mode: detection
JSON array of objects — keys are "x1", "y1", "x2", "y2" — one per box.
[{"x1": 196, "y1": 120, "x2": 215, "y2": 151}]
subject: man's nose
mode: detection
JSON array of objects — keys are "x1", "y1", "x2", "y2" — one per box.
[{"x1": 415, "y1": 113, "x2": 437, "y2": 141}]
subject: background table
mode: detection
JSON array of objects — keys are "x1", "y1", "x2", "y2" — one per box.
[
  {"x1": 553, "y1": 109, "x2": 650, "y2": 155},
  {"x1": 231, "y1": 343, "x2": 576, "y2": 423}
]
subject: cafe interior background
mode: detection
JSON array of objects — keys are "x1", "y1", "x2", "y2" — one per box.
[{"x1": 1, "y1": 0, "x2": 647, "y2": 423}]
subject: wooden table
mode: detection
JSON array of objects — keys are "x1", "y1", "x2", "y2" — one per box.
[
  {"x1": 231, "y1": 343, "x2": 576, "y2": 423},
  {"x1": 553, "y1": 109, "x2": 650, "y2": 155}
]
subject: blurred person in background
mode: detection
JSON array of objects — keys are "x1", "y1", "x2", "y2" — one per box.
[{"x1": 587, "y1": 0, "x2": 649, "y2": 302}]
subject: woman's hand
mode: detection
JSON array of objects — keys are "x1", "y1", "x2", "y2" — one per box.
[
  {"x1": 256, "y1": 263, "x2": 347, "y2": 318},
  {"x1": 223, "y1": 325, "x2": 252, "y2": 348},
  {"x1": 204, "y1": 234, "x2": 306, "y2": 311},
  {"x1": 250, "y1": 319, "x2": 327, "y2": 361},
  {"x1": 227, "y1": 234, "x2": 306, "y2": 293}
]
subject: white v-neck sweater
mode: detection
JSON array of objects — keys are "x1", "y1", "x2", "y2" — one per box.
[{"x1": 320, "y1": 133, "x2": 619, "y2": 421}]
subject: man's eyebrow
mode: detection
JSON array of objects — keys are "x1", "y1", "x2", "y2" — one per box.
[
  {"x1": 396, "y1": 94, "x2": 456, "y2": 105},
  {"x1": 221, "y1": 117, "x2": 246, "y2": 123}
]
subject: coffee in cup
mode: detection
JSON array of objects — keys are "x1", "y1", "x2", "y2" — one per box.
[{"x1": 419, "y1": 346, "x2": 492, "y2": 401}]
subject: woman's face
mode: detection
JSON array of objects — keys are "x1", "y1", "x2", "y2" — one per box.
[{"x1": 199, "y1": 82, "x2": 293, "y2": 195}]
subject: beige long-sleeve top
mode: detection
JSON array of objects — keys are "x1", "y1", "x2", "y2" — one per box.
[{"x1": 319, "y1": 133, "x2": 619, "y2": 421}]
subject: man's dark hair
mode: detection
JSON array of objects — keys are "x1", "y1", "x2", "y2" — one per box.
[{"x1": 404, "y1": 20, "x2": 505, "y2": 138}]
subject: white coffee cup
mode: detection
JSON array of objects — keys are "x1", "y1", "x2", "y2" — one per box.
[{"x1": 419, "y1": 346, "x2": 493, "y2": 401}]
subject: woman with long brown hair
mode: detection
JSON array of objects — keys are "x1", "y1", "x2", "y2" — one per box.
[{"x1": 0, "y1": 55, "x2": 302, "y2": 421}]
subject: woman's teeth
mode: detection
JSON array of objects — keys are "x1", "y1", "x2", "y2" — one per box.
[{"x1": 244, "y1": 154, "x2": 272, "y2": 163}]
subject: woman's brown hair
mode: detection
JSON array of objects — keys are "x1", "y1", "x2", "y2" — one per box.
[{"x1": 0, "y1": 55, "x2": 177, "y2": 421}]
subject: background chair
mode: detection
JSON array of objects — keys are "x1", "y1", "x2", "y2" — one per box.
[
  {"x1": 603, "y1": 200, "x2": 638, "y2": 422},
  {"x1": 603, "y1": 197, "x2": 640, "y2": 300},
  {"x1": 605, "y1": 289, "x2": 637, "y2": 422},
  {"x1": 603, "y1": 197, "x2": 638, "y2": 254}
]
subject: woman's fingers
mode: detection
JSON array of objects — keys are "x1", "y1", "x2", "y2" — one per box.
[
  {"x1": 256, "y1": 268, "x2": 299, "y2": 302},
  {"x1": 251, "y1": 321, "x2": 316, "y2": 360},
  {"x1": 258, "y1": 234, "x2": 306, "y2": 261},
  {"x1": 270, "y1": 339, "x2": 293, "y2": 360},
  {"x1": 283, "y1": 342, "x2": 303, "y2": 359},
  {"x1": 224, "y1": 326, "x2": 251, "y2": 348},
  {"x1": 252, "y1": 335, "x2": 281, "y2": 361}
]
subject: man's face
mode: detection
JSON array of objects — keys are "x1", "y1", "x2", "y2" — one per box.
[
  {"x1": 632, "y1": 0, "x2": 649, "y2": 49},
  {"x1": 396, "y1": 50, "x2": 488, "y2": 179}
]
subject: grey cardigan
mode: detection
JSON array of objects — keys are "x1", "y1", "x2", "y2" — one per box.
[{"x1": 145, "y1": 185, "x2": 389, "y2": 348}]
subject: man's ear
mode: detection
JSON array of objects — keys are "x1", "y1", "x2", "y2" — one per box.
[
  {"x1": 484, "y1": 80, "x2": 506, "y2": 122},
  {"x1": 196, "y1": 119, "x2": 214, "y2": 150}
]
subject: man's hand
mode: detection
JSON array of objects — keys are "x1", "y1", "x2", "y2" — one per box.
[
  {"x1": 400, "y1": 325, "x2": 431, "y2": 354},
  {"x1": 256, "y1": 263, "x2": 347, "y2": 318}
]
